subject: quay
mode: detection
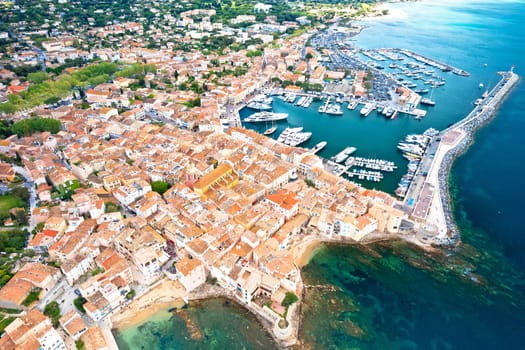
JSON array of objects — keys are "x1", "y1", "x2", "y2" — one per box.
[
  {"x1": 390, "y1": 48, "x2": 470, "y2": 76},
  {"x1": 405, "y1": 68, "x2": 519, "y2": 242}
]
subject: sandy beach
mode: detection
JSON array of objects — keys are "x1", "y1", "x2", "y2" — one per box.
[
  {"x1": 293, "y1": 237, "x2": 323, "y2": 268},
  {"x1": 368, "y1": 3, "x2": 408, "y2": 21},
  {"x1": 111, "y1": 279, "x2": 187, "y2": 330}
]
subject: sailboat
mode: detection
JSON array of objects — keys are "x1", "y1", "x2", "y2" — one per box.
[
  {"x1": 420, "y1": 85, "x2": 436, "y2": 106},
  {"x1": 263, "y1": 119, "x2": 277, "y2": 135}
]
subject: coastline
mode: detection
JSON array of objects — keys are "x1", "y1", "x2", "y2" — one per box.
[
  {"x1": 111, "y1": 279, "x2": 186, "y2": 330},
  {"x1": 110, "y1": 14, "x2": 521, "y2": 350}
]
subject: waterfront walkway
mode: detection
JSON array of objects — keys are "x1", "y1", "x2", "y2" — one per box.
[{"x1": 407, "y1": 69, "x2": 519, "y2": 242}]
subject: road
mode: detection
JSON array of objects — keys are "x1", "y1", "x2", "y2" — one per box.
[{"x1": 12, "y1": 165, "x2": 37, "y2": 233}]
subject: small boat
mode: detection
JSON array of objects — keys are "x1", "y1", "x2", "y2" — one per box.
[
  {"x1": 391, "y1": 110, "x2": 398, "y2": 120},
  {"x1": 310, "y1": 141, "x2": 327, "y2": 154},
  {"x1": 479, "y1": 83, "x2": 484, "y2": 89},
  {"x1": 263, "y1": 126, "x2": 277, "y2": 135}
]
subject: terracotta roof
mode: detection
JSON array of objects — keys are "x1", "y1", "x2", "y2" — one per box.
[
  {"x1": 176, "y1": 256, "x2": 203, "y2": 276},
  {"x1": 266, "y1": 191, "x2": 298, "y2": 211}
]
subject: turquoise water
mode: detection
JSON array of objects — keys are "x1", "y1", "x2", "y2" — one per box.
[
  {"x1": 115, "y1": 1, "x2": 525, "y2": 349},
  {"x1": 300, "y1": 1, "x2": 525, "y2": 349},
  {"x1": 113, "y1": 299, "x2": 276, "y2": 350}
]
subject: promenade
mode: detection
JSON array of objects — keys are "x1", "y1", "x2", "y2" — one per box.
[{"x1": 408, "y1": 69, "x2": 519, "y2": 243}]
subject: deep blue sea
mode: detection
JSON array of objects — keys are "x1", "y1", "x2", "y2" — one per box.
[{"x1": 115, "y1": 1, "x2": 525, "y2": 349}]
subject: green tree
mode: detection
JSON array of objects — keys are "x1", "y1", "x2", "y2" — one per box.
[
  {"x1": 151, "y1": 181, "x2": 170, "y2": 195},
  {"x1": 27, "y1": 71, "x2": 49, "y2": 84},
  {"x1": 75, "y1": 340, "x2": 85, "y2": 350},
  {"x1": 43, "y1": 301, "x2": 61, "y2": 327},
  {"x1": 22, "y1": 288, "x2": 41, "y2": 306},
  {"x1": 44, "y1": 96, "x2": 61, "y2": 105},
  {"x1": 74, "y1": 297, "x2": 87, "y2": 313},
  {"x1": 104, "y1": 202, "x2": 120, "y2": 213},
  {"x1": 281, "y1": 292, "x2": 299, "y2": 307},
  {"x1": 125, "y1": 289, "x2": 136, "y2": 300},
  {"x1": 11, "y1": 117, "x2": 61, "y2": 137}
]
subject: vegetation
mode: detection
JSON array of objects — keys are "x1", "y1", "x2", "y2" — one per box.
[
  {"x1": 104, "y1": 202, "x2": 120, "y2": 213},
  {"x1": 0, "y1": 194, "x2": 25, "y2": 221},
  {"x1": 0, "y1": 228, "x2": 29, "y2": 253},
  {"x1": 125, "y1": 289, "x2": 136, "y2": 300},
  {"x1": 91, "y1": 267, "x2": 104, "y2": 276},
  {"x1": 75, "y1": 340, "x2": 85, "y2": 350},
  {"x1": 182, "y1": 97, "x2": 201, "y2": 108},
  {"x1": 27, "y1": 72, "x2": 49, "y2": 84},
  {"x1": 0, "y1": 316, "x2": 16, "y2": 333},
  {"x1": 0, "y1": 120, "x2": 13, "y2": 139},
  {"x1": 304, "y1": 179, "x2": 316, "y2": 188},
  {"x1": 0, "y1": 307, "x2": 21, "y2": 314},
  {"x1": 22, "y1": 288, "x2": 41, "y2": 306},
  {"x1": 43, "y1": 301, "x2": 61, "y2": 327},
  {"x1": 0, "y1": 62, "x2": 118, "y2": 114},
  {"x1": 151, "y1": 181, "x2": 170, "y2": 195},
  {"x1": 11, "y1": 117, "x2": 61, "y2": 137},
  {"x1": 74, "y1": 297, "x2": 87, "y2": 313},
  {"x1": 206, "y1": 276, "x2": 218, "y2": 285},
  {"x1": 55, "y1": 180, "x2": 80, "y2": 200},
  {"x1": 281, "y1": 292, "x2": 299, "y2": 307}
]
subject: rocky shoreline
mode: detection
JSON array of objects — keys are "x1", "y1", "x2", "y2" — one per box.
[{"x1": 437, "y1": 71, "x2": 520, "y2": 246}]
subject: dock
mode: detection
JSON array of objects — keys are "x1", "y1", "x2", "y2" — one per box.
[
  {"x1": 318, "y1": 97, "x2": 331, "y2": 113},
  {"x1": 390, "y1": 48, "x2": 470, "y2": 77},
  {"x1": 404, "y1": 68, "x2": 519, "y2": 241},
  {"x1": 347, "y1": 156, "x2": 397, "y2": 172},
  {"x1": 324, "y1": 159, "x2": 349, "y2": 177},
  {"x1": 345, "y1": 169, "x2": 384, "y2": 182}
]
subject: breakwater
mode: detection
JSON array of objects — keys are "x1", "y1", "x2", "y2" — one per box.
[{"x1": 428, "y1": 70, "x2": 519, "y2": 245}]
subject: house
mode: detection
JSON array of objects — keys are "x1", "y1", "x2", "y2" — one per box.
[
  {"x1": 61, "y1": 253, "x2": 95, "y2": 285},
  {"x1": 113, "y1": 180, "x2": 152, "y2": 207},
  {"x1": 3, "y1": 309, "x2": 66, "y2": 350},
  {"x1": 27, "y1": 229, "x2": 59, "y2": 254},
  {"x1": 176, "y1": 256, "x2": 206, "y2": 293},
  {"x1": 265, "y1": 190, "x2": 298, "y2": 220},
  {"x1": 59, "y1": 311, "x2": 88, "y2": 340},
  {"x1": 0, "y1": 263, "x2": 61, "y2": 309},
  {"x1": 193, "y1": 163, "x2": 239, "y2": 196},
  {"x1": 83, "y1": 292, "x2": 111, "y2": 322},
  {"x1": 254, "y1": 3, "x2": 272, "y2": 13},
  {"x1": 86, "y1": 89, "x2": 111, "y2": 105},
  {"x1": 80, "y1": 326, "x2": 109, "y2": 350},
  {"x1": 115, "y1": 225, "x2": 168, "y2": 284},
  {"x1": 0, "y1": 162, "x2": 15, "y2": 182}
]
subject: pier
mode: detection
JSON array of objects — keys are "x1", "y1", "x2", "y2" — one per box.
[
  {"x1": 346, "y1": 169, "x2": 384, "y2": 182},
  {"x1": 347, "y1": 156, "x2": 397, "y2": 172},
  {"x1": 390, "y1": 48, "x2": 470, "y2": 77},
  {"x1": 405, "y1": 69, "x2": 519, "y2": 242}
]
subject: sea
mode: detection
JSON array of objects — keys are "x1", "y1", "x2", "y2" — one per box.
[{"x1": 114, "y1": 1, "x2": 525, "y2": 349}]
